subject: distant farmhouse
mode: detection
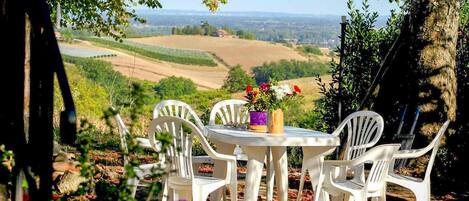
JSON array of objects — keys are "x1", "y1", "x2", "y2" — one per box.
[
  {"x1": 281, "y1": 38, "x2": 299, "y2": 45},
  {"x1": 216, "y1": 29, "x2": 237, "y2": 38}
]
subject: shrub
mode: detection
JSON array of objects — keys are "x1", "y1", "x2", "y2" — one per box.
[
  {"x1": 222, "y1": 65, "x2": 255, "y2": 93},
  {"x1": 297, "y1": 45, "x2": 323, "y2": 56},
  {"x1": 54, "y1": 63, "x2": 110, "y2": 121},
  {"x1": 62, "y1": 55, "x2": 130, "y2": 106},
  {"x1": 312, "y1": 0, "x2": 400, "y2": 134},
  {"x1": 252, "y1": 60, "x2": 330, "y2": 84},
  {"x1": 155, "y1": 76, "x2": 197, "y2": 99}
]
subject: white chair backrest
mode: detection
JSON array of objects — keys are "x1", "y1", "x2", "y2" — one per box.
[
  {"x1": 423, "y1": 120, "x2": 450, "y2": 181},
  {"x1": 114, "y1": 113, "x2": 129, "y2": 165},
  {"x1": 153, "y1": 100, "x2": 205, "y2": 131},
  {"x1": 209, "y1": 99, "x2": 249, "y2": 126},
  {"x1": 362, "y1": 144, "x2": 401, "y2": 192},
  {"x1": 333, "y1": 111, "x2": 384, "y2": 160},
  {"x1": 148, "y1": 116, "x2": 216, "y2": 179}
]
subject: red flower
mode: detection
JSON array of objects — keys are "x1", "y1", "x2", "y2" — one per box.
[
  {"x1": 260, "y1": 83, "x2": 270, "y2": 92},
  {"x1": 294, "y1": 85, "x2": 301, "y2": 94},
  {"x1": 246, "y1": 85, "x2": 253, "y2": 92}
]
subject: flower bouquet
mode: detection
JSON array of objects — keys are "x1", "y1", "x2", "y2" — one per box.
[
  {"x1": 245, "y1": 82, "x2": 301, "y2": 134},
  {"x1": 245, "y1": 84, "x2": 269, "y2": 132},
  {"x1": 263, "y1": 82, "x2": 302, "y2": 134}
]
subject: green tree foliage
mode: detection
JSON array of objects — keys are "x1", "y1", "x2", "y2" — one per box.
[
  {"x1": 222, "y1": 65, "x2": 255, "y2": 92},
  {"x1": 297, "y1": 44, "x2": 323, "y2": 56},
  {"x1": 155, "y1": 76, "x2": 197, "y2": 99},
  {"x1": 236, "y1": 30, "x2": 256, "y2": 40},
  {"x1": 48, "y1": 0, "x2": 162, "y2": 39},
  {"x1": 201, "y1": 21, "x2": 218, "y2": 36},
  {"x1": 172, "y1": 21, "x2": 218, "y2": 36},
  {"x1": 312, "y1": 0, "x2": 401, "y2": 133},
  {"x1": 172, "y1": 25, "x2": 205, "y2": 35},
  {"x1": 252, "y1": 60, "x2": 330, "y2": 84},
  {"x1": 172, "y1": 22, "x2": 255, "y2": 39},
  {"x1": 48, "y1": 0, "x2": 227, "y2": 39}
]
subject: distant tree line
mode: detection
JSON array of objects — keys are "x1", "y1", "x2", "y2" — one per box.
[
  {"x1": 171, "y1": 21, "x2": 255, "y2": 40},
  {"x1": 221, "y1": 60, "x2": 330, "y2": 93},
  {"x1": 171, "y1": 21, "x2": 218, "y2": 36},
  {"x1": 252, "y1": 60, "x2": 330, "y2": 84}
]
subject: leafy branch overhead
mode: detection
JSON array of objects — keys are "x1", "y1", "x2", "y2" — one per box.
[{"x1": 48, "y1": 0, "x2": 227, "y2": 39}]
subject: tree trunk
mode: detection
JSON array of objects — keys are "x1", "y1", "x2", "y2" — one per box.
[{"x1": 408, "y1": 0, "x2": 459, "y2": 140}]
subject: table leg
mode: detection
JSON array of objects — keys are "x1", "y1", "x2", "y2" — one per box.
[
  {"x1": 271, "y1": 147, "x2": 288, "y2": 201},
  {"x1": 266, "y1": 147, "x2": 274, "y2": 201},
  {"x1": 211, "y1": 140, "x2": 236, "y2": 201},
  {"x1": 302, "y1": 146, "x2": 337, "y2": 201},
  {"x1": 242, "y1": 146, "x2": 268, "y2": 201}
]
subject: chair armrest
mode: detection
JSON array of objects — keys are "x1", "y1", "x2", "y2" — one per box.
[
  {"x1": 324, "y1": 159, "x2": 357, "y2": 168},
  {"x1": 324, "y1": 157, "x2": 369, "y2": 169},
  {"x1": 393, "y1": 147, "x2": 430, "y2": 159},
  {"x1": 207, "y1": 152, "x2": 237, "y2": 163},
  {"x1": 136, "y1": 138, "x2": 155, "y2": 150}
]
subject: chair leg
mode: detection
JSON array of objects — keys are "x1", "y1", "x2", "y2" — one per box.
[
  {"x1": 351, "y1": 193, "x2": 365, "y2": 201},
  {"x1": 297, "y1": 166, "x2": 307, "y2": 201},
  {"x1": 344, "y1": 193, "x2": 353, "y2": 201},
  {"x1": 194, "y1": 189, "x2": 210, "y2": 201},
  {"x1": 126, "y1": 177, "x2": 139, "y2": 198},
  {"x1": 314, "y1": 168, "x2": 325, "y2": 201},
  {"x1": 230, "y1": 162, "x2": 238, "y2": 201},
  {"x1": 222, "y1": 187, "x2": 227, "y2": 201},
  {"x1": 379, "y1": 185, "x2": 387, "y2": 201},
  {"x1": 414, "y1": 188, "x2": 430, "y2": 201},
  {"x1": 161, "y1": 180, "x2": 168, "y2": 201}
]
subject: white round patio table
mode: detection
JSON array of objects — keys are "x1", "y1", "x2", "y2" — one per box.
[{"x1": 206, "y1": 125, "x2": 340, "y2": 201}]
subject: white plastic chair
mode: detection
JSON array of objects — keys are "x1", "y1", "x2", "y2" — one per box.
[
  {"x1": 315, "y1": 144, "x2": 401, "y2": 201},
  {"x1": 386, "y1": 120, "x2": 450, "y2": 201},
  {"x1": 114, "y1": 113, "x2": 166, "y2": 198},
  {"x1": 298, "y1": 111, "x2": 384, "y2": 200},
  {"x1": 153, "y1": 100, "x2": 205, "y2": 130},
  {"x1": 153, "y1": 100, "x2": 212, "y2": 166},
  {"x1": 209, "y1": 99, "x2": 249, "y2": 161},
  {"x1": 149, "y1": 116, "x2": 238, "y2": 201}
]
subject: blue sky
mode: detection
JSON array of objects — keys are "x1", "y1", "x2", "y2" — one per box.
[{"x1": 157, "y1": 0, "x2": 400, "y2": 15}]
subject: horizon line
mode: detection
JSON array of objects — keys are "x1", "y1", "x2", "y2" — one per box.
[{"x1": 134, "y1": 8, "x2": 393, "y2": 17}]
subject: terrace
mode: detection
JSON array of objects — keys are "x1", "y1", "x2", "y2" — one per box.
[{"x1": 1, "y1": 0, "x2": 468, "y2": 201}]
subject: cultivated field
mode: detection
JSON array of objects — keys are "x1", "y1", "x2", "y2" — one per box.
[
  {"x1": 62, "y1": 36, "x2": 331, "y2": 91},
  {"x1": 129, "y1": 35, "x2": 308, "y2": 71},
  {"x1": 62, "y1": 40, "x2": 228, "y2": 90}
]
